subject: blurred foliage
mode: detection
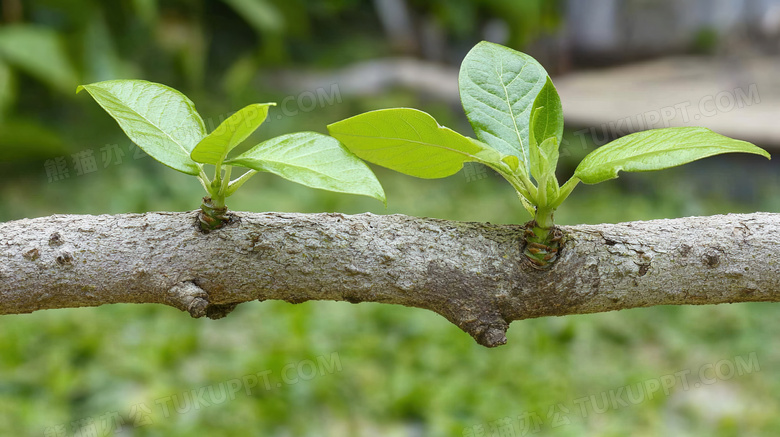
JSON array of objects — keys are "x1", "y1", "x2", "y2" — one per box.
[
  {"x1": 408, "y1": 0, "x2": 561, "y2": 48},
  {"x1": 1, "y1": 1, "x2": 779, "y2": 436},
  {"x1": 0, "y1": 0, "x2": 561, "y2": 162}
]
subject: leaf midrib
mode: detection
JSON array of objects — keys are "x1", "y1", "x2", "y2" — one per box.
[
  {"x1": 332, "y1": 131, "x2": 485, "y2": 163},
  {"x1": 98, "y1": 85, "x2": 197, "y2": 161},
  {"x1": 497, "y1": 60, "x2": 527, "y2": 158},
  {"x1": 585, "y1": 144, "x2": 745, "y2": 169},
  {"x1": 197, "y1": 104, "x2": 272, "y2": 164},
  {"x1": 229, "y1": 155, "x2": 364, "y2": 185}
]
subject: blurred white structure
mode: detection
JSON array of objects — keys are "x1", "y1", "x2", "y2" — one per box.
[{"x1": 566, "y1": 0, "x2": 780, "y2": 57}]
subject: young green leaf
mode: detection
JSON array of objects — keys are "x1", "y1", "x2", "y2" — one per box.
[
  {"x1": 530, "y1": 136, "x2": 559, "y2": 184},
  {"x1": 191, "y1": 102, "x2": 275, "y2": 166},
  {"x1": 529, "y1": 77, "x2": 564, "y2": 150},
  {"x1": 224, "y1": 132, "x2": 385, "y2": 203},
  {"x1": 77, "y1": 79, "x2": 206, "y2": 175},
  {"x1": 528, "y1": 131, "x2": 549, "y2": 183},
  {"x1": 501, "y1": 155, "x2": 520, "y2": 172},
  {"x1": 574, "y1": 127, "x2": 771, "y2": 184},
  {"x1": 327, "y1": 108, "x2": 504, "y2": 179},
  {"x1": 458, "y1": 41, "x2": 549, "y2": 170},
  {"x1": 545, "y1": 173, "x2": 560, "y2": 202}
]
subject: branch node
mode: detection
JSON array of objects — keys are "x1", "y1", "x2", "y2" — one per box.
[
  {"x1": 461, "y1": 316, "x2": 509, "y2": 348},
  {"x1": 206, "y1": 303, "x2": 239, "y2": 320},
  {"x1": 475, "y1": 323, "x2": 508, "y2": 348},
  {"x1": 166, "y1": 281, "x2": 209, "y2": 318},
  {"x1": 523, "y1": 221, "x2": 563, "y2": 269},
  {"x1": 198, "y1": 197, "x2": 237, "y2": 233}
]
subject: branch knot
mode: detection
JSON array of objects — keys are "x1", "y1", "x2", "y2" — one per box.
[{"x1": 166, "y1": 281, "x2": 209, "y2": 318}]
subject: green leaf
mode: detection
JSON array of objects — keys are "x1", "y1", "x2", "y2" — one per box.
[
  {"x1": 529, "y1": 77, "x2": 564, "y2": 150},
  {"x1": 0, "y1": 25, "x2": 79, "y2": 94},
  {"x1": 546, "y1": 173, "x2": 560, "y2": 201},
  {"x1": 458, "y1": 41, "x2": 549, "y2": 170},
  {"x1": 77, "y1": 80, "x2": 206, "y2": 175},
  {"x1": 224, "y1": 132, "x2": 385, "y2": 203},
  {"x1": 528, "y1": 132, "x2": 549, "y2": 183},
  {"x1": 530, "y1": 137, "x2": 560, "y2": 183},
  {"x1": 542, "y1": 137, "x2": 560, "y2": 177},
  {"x1": 574, "y1": 127, "x2": 771, "y2": 184},
  {"x1": 501, "y1": 155, "x2": 520, "y2": 172},
  {"x1": 191, "y1": 103, "x2": 275, "y2": 166},
  {"x1": 327, "y1": 108, "x2": 503, "y2": 179}
]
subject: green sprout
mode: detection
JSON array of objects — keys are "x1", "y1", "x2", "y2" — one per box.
[
  {"x1": 78, "y1": 80, "x2": 385, "y2": 231},
  {"x1": 327, "y1": 41, "x2": 770, "y2": 268}
]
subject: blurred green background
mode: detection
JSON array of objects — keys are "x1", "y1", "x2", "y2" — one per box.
[{"x1": 1, "y1": 1, "x2": 780, "y2": 436}]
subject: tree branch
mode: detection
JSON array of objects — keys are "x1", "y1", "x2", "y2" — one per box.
[{"x1": 2, "y1": 211, "x2": 778, "y2": 347}]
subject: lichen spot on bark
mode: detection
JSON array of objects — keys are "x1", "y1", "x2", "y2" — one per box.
[
  {"x1": 49, "y1": 232, "x2": 64, "y2": 246},
  {"x1": 702, "y1": 249, "x2": 721, "y2": 268},
  {"x1": 56, "y1": 252, "x2": 74, "y2": 266},
  {"x1": 23, "y1": 248, "x2": 40, "y2": 261}
]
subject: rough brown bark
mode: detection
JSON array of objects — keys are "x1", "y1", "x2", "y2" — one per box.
[{"x1": 2, "y1": 211, "x2": 778, "y2": 347}]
